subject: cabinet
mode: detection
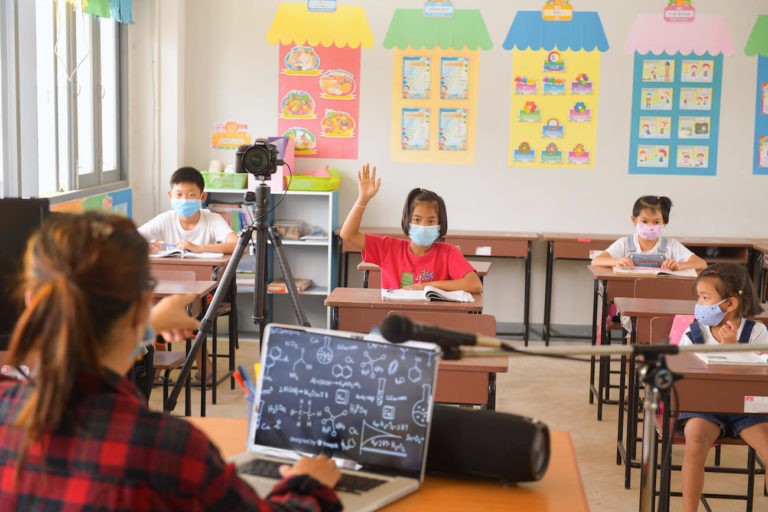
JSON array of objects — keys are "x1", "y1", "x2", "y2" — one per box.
[{"x1": 206, "y1": 189, "x2": 338, "y2": 332}]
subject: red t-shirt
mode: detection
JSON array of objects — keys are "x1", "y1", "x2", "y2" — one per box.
[{"x1": 362, "y1": 234, "x2": 474, "y2": 289}]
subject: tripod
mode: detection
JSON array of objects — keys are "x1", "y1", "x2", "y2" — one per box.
[{"x1": 164, "y1": 176, "x2": 309, "y2": 414}]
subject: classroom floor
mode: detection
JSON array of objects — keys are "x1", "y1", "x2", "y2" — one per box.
[{"x1": 148, "y1": 337, "x2": 768, "y2": 512}]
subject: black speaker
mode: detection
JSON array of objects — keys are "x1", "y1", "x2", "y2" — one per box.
[{"x1": 426, "y1": 405, "x2": 550, "y2": 483}]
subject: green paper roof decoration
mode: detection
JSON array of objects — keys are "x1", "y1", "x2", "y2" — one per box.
[
  {"x1": 383, "y1": 9, "x2": 492, "y2": 51},
  {"x1": 745, "y1": 15, "x2": 768, "y2": 57}
]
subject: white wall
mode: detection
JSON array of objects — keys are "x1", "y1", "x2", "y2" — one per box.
[{"x1": 128, "y1": 0, "x2": 768, "y2": 330}]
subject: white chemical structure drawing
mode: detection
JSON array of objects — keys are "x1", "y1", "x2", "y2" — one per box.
[
  {"x1": 321, "y1": 406, "x2": 349, "y2": 436},
  {"x1": 377, "y1": 377, "x2": 386, "y2": 406},
  {"x1": 361, "y1": 351, "x2": 386, "y2": 379},
  {"x1": 408, "y1": 357, "x2": 423, "y2": 383},
  {"x1": 264, "y1": 346, "x2": 289, "y2": 381},
  {"x1": 295, "y1": 399, "x2": 318, "y2": 427},
  {"x1": 331, "y1": 363, "x2": 353, "y2": 379},
  {"x1": 289, "y1": 347, "x2": 312, "y2": 380}
]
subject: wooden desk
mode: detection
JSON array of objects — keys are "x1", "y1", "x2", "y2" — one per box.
[
  {"x1": 324, "y1": 287, "x2": 483, "y2": 333},
  {"x1": 357, "y1": 260, "x2": 492, "y2": 288},
  {"x1": 187, "y1": 417, "x2": 589, "y2": 512},
  {"x1": 542, "y1": 233, "x2": 620, "y2": 344},
  {"x1": 435, "y1": 356, "x2": 508, "y2": 410},
  {"x1": 337, "y1": 228, "x2": 537, "y2": 342},
  {"x1": 150, "y1": 255, "x2": 231, "y2": 281},
  {"x1": 154, "y1": 279, "x2": 218, "y2": 417},
  {"x1": 677, "y1": 236, "x2": 753, "y2": 266}
]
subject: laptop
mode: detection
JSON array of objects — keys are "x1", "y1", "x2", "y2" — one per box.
[{"x1": 231, "y1": 323, "x2": 441, "y2": 511}]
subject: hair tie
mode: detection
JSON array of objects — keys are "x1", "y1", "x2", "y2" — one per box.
[{"x1": 738, "y1": 289, "x2": 744, "y2": 295}]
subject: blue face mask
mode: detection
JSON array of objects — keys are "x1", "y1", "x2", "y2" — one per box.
[
  {"x1": 409, "y1": 224, "x2": 440, "y2": 247},
  {"x1": 694, "y1": 299, "x2": 728, "y2": 327},
  {"x1": 171, "y1": 199, "x2": 201, "y2": 218}
]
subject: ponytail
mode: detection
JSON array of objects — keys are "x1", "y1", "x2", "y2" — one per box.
[{"x1": 6, "y1": 212, "x2": 149, "y2": 473}]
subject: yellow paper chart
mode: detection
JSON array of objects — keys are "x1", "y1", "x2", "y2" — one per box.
[
  {"x1": 390, "y1": 48, "x2": 479, "y2": 164},
  {"x1": 508, "y1": 49, "x2": 600, "y2": 168}
]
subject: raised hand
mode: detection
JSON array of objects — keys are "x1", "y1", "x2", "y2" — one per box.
[{"x1": 356, "y1": 163, "x2": 381, "y2": 205}]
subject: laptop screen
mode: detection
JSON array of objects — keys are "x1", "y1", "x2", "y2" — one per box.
[{"x1": 251, "y1": 325, "x2": 440, "y2": 480}]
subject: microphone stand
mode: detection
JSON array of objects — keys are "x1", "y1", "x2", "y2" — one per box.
[{"x1": 391, "y1": 324, "x2": 768, "y2": 512}]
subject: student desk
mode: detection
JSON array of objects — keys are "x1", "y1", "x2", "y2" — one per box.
[
  {"x1": 324, "y1": 287, "x2": 483, "y2": 333},
  {"x1": 356, "y1": 260, "x2": 492, "y2": 288},
  {"x1": 150, "y1": 254, "x2": 232, "y2": 281},
  {"x1": 337, "y1": 228, "x2": 537, "y2": 341},
  {"x1": 434, "y1": 355, "x2": 509, "y2": 410},
  {"x1": 541, "y1": 233, "x2": 620, "y2": 344},
  {"x1": 613, "y1": 297, "x2": 768, "y2": 488},
  {"x1": 188, "y1": 417, "x2": 590, "y2": 512},
  {"x1": 154, "y1": 279, "x2": 218, "y2": 417}
]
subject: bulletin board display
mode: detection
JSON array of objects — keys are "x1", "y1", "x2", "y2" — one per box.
[
  {"x1": 277, "y1": 43, "x2": 361, "y2": 160},
  {"x1": 754, "y1": 56, "x2": 768, "y2": 174},
  {"x1": 628, "y1": 52, "x2": 722, "y2": 176},
  {"x1": 508, "y1": 49, "x2": 600, "y2": 168},
  {"x1": 389, "y1": 48, "x2": 479, "y2": 164}
]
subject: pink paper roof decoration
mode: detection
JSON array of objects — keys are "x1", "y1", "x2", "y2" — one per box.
[{"x1": 624, "y1": 14, "x2": 734, "y2": 56}]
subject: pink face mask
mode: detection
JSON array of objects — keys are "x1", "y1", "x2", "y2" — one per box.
[{"x1": 635, "y1": 223, "x2": 664, "y2": 240}]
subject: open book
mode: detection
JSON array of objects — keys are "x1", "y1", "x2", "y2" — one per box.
[
  {"x1": 149, "y1": 248, "x2": 224, "y2": 259},
  {"x1": 695, "y1": 351, "x2": 768, "y2": 366},
  {"x1": 613, "y1": 267, "x2": 697, "y2": 278},
  {"x1": 381, "y1": 286, "x2": 475, "y2": 303}
]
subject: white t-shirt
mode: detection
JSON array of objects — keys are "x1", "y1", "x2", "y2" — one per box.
[
  {"x1": 138, "y1": 209, "x2": 233, "y2": 246},
  {"x1": 679, "y1": 318, "x2": 768, "y2": 346},
  {"x1": 602, "y1": 235, "x2": 695, "y2": 262}
]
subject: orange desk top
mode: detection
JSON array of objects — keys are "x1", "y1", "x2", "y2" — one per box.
[{"x1": 187, "y1": 417, "x2": 589, "y2": 512}]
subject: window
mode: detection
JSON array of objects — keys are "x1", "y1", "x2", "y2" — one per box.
[{"x1": 3, "y1": 1, "x2": 125, "y2": 198}]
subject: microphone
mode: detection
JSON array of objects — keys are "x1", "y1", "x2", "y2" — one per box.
[{"x1": 379, "y1": 315, "x2": 510, "y2": 351}]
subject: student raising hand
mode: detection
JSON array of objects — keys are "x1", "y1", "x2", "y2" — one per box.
[{"x1": 339, "y1": 163, "x2": 381, "y2": 251}]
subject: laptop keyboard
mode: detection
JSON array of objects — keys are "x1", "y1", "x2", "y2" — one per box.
[{"x1": 240, "y1": 458, "x2": 388, "y2": 495}]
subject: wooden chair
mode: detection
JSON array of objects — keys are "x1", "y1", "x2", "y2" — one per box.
[
  {"x1": 150, "y1": 269, "x2": 236, "y2": 407},
  {"x1": 592, "y1": 279, "x2": 636, "y2": 421},
  {"x1": 153, "y1": 349, "x2": 187, "y2": 406}
]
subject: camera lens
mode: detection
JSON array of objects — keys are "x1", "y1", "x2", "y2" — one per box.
[{"x1": 243, "y1": 145, "x2": 269, "y2": 173}]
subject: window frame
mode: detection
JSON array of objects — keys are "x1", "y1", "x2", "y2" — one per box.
[{"x1": 0, "y1": 1, "x2": 127, "y2": 201}]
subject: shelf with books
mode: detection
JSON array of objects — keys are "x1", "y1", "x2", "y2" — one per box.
[{"x1": 207, "y1": 189, "x2": 338, "y2": 331}]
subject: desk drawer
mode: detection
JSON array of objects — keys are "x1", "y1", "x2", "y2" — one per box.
[
  {"x1": 434, "y1": 369, "x2": 489, "y2": 406},
  {"x1": 443, "y1": 237, "x2": 529, "y2": 258},
  {"x1": 553, "y1": 240, "x2": 612, "y2": 260}
]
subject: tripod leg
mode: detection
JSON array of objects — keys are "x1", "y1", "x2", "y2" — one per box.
[{"x1": 269, "y1": 227, "x2": 310, "y2": 327}]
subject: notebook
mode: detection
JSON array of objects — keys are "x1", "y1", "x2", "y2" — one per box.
[{"x1": 231, "y1": 324, "x2": 441, "y2": 511}]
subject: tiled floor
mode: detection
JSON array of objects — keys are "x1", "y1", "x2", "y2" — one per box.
[{"x1": 149, "y1": 338, "x2": 767, "y2": 512}]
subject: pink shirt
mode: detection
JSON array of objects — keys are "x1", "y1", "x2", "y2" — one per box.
[{"x1": 362, "y1": 234, "x2": 475, "y2": 289}]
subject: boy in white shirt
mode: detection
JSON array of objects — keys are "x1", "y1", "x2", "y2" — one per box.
[{"x1": 139, "y1": 167, "x2": 237, "y2": 254}]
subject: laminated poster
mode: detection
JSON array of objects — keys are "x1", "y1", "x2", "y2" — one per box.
[
  {"x1": 440, "y1": 57, "x2": 469, "y2": 99},
  {"x1": 403, "y1": 57, "x2": 432, "y2": 99},
  {"x1": 277, "y1": 43, "x2": 361, "y2": 159},
  {"x1": 508, "y1": 49, "x2": 599, "y2": 168},
  {"x1": 438, "y1": 108, "x2": 468, "y2": 151},
  {"x1": 401, "y1": 108, "x2": 431, "y2": 151},
  {"x1": 629, "y1": 53, "x2": 722, "y2": 175}
]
